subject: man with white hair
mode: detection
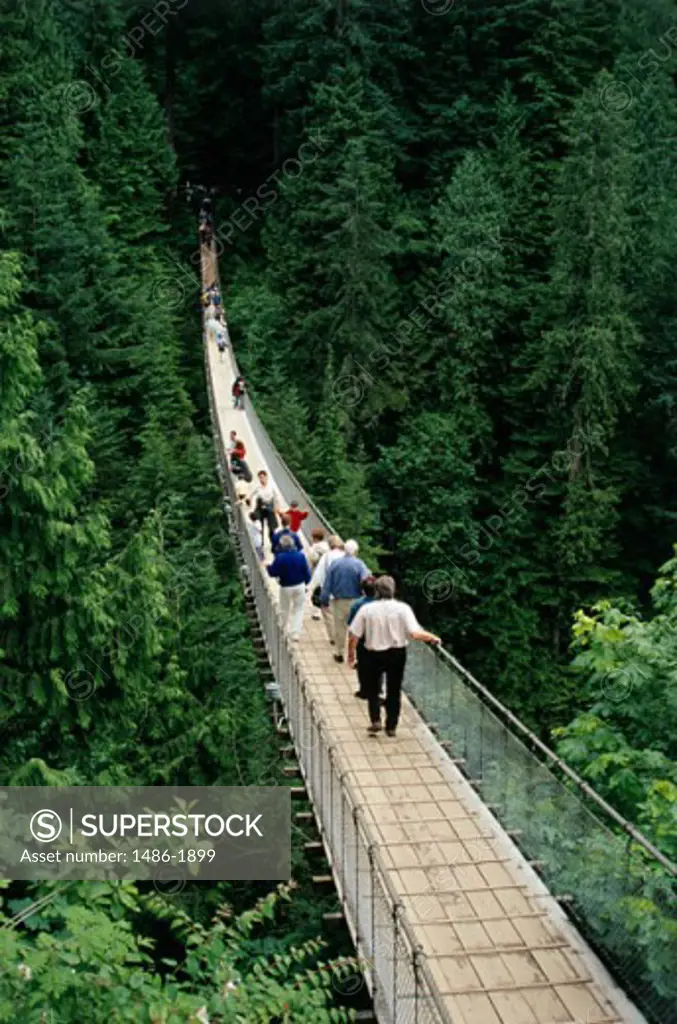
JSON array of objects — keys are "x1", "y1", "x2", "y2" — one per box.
[
  {"x1": 321, "y1": 539, "x2": 370, "y2": 662},
  {"x1": 348, "y1": 575, "x2": 440, "y2": 737},
  {"x1": 309, "y1": 535, "x2": 344, "y2": 639},
  {"x1": 267, "y1": 534, "x2": 311, "y2": 641}
]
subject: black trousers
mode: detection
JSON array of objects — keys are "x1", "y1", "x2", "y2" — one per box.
[
  {"x1": 363, "y1": 647, "x2": 407, "y2": 731},
  {"x1": 256, "y1": 500, "x2": 278, "y2": 547},
  {"x1": 356, "y1": 643, "x2": 383, "y2": 698},
  {"x1": 231, "y1": 456, "x2": 252, "y2": 482}
]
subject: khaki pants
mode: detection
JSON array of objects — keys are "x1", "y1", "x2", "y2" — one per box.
[
  {"x1": 321, "y1": 603, "x2": 334, "y2": 642},
  {"x1": 332, "y1": 598, "x2": 353, "y2": 658}
]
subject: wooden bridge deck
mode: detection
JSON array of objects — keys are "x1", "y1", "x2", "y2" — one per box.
[{"x1": 201, "y1": 245, "x2": 644, "y2": 1024}]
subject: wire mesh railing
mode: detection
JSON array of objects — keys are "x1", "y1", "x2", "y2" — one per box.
[
  {"x1": 201, "y1": 238, "x2": 676, "y2": 1024},
  {"x1": 405, "y1": 644, "x2": 677, "y2": 1024},
  {"x1": 201, "y1": 256, "x2": 455, "y2": 1024}
]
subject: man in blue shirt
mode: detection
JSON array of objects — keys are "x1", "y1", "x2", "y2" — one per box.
[
  {"x1": 321, "y1": 540, "x2": 370, "y2": 662},
  {"x1": 271, "y1": 513, "x2": 303, "y2": 555},
  {"x1": 267, "y1": 535, "x2": 311, "y2": 642}
]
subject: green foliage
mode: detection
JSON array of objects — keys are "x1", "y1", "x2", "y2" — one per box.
[
  {"x1": 0, "y1": 884, "x2": 354, "y2": 1023},
  {"x1": 554, "y1": 551, "x2": 677, "y2": 858},
  {"x1": 1, "y1": 3, "x2": 350, "y2": 1017}
]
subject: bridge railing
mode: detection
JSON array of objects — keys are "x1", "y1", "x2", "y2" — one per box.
[
  {"x1": 202, "y1": 301, "x2": 456, "y2": 1024},
  {"x1": 405, "y1": 644, "x2": 677, "y2": 1024},
  {"x1": 204, "y1": 241, "x2": 676, "y2": 1024}
]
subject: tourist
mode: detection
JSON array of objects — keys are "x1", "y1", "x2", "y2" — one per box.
[
  {"x1": 348, "y1": 576, "x2": 440, "y2": 737},
  {"x1": 271, "y1": 514, "x2": 303, "y2": 554},
  {"x1": 248, "y1": 512, "x2": 264, "y2": 562},
  {"x1": 249, "y1": 469, "x2": 279, "y2": 548},
  {"x1": 308, "y1": 527, "x2": 329, "y2": 569},
  {"x1": 205, "y1": 312, "x2": 221, "y2": 345},
  {"x1": 321, "y1": 540, "x2": 370, "y2": 663},
  {"x1": 309, "y1": 536, "x2": 345, "y2": 643},
  {"x1": 267, "y1": 534, "x2": 311, "y2": 642},
  {"x1": 308, "y1": 528, "x2": 330, "y2": 620},
  {"x1": 229, "y1": 436, "x2": 251, "y2": 481},
  {"x1": 284, "y1": 500, "x2": 308, "y2": 534},
  {"x1": 232, "y1": 376, "x2": 246, "y2": 410},
  {"x1": 215, "y1": 317, "x2": 227, "y2": 357}
]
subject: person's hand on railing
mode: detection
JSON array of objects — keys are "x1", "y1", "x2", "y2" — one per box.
[{"x1": 411, "y1": 628, "x2": 441, "y2": 646}]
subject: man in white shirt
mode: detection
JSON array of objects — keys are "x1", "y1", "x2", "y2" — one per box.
[
  {"x1": 309, "y1": 535, "x2": 344, "y2": 641},
  {"x1": 249, "y1": 470, "x2": 280, "y2": 549},
  {"x1": 348, "y1": 575, "x2": 440, "y2": 737}
]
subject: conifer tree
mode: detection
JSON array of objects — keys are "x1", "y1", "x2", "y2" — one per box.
[
  {"x1": 263, "y1": 63, "x2": 403, "y2": 422},
  {"x1": 0, "y1": 249, "x2": 112, "y2": 715},
  {"x1": 305, "y1": 353, "x2": 375, "y2": 541}
]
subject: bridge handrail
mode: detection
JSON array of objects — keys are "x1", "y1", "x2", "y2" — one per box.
[{"x1": 435, "y1": 646, "x2": 676, "y2": 875}]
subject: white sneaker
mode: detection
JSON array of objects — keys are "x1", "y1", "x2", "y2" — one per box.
[{"x1": 312, "y1": 612, "x2": 321, "y2": 620}]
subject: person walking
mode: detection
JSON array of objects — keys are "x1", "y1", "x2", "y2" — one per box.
[
  {"x1": 307, "y1": 528, "x2": 329, "y2": 619},
  {"x1": 249, "y1": 470, "x2": 279, "y2": 549},
  {"x1": 229, "y1": 436, "x2": 252, "y2": 482},
  {"x1": 321, "y1": 540, "x2": 370, "y2": 663},
  {"x1": 267, "y1": 534, "x2": 311, "y2": 641},
  {"x1": 283, "y1": 500, "x2": 308, "y2": 534},
  {"x1": 308, "y1": 528, "x2": 329, "y2": 569},
  {"x1": 232, "y1": 376, "x2": 246, "y2": 410},
  {"x1": 348, "y1": 576, "x2": 440, "y2": 737},
  {"x1": 199, "y1": 215, "x2": 210, "y2": 248},
  {"x1": 205, "y1": 312, "x2": 221, "y2": 345},
  {"x1": 248, "y1": 512, "x2": 264, "y2": 562},
  {"x1": 215, "y1": 317, "x2": 227, "y2": 359},
  {"x1": 271, "y1": 513, "x2": 303, "y2": 554},
  {"x1": 309, "y1": 536, "x2": 344, "y2": 641},
  {"x1": 347, "y1": 577, "x2": 378, "y2": 699}
]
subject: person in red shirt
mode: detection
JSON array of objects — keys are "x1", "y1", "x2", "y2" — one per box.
[
  {"x1": 229, "y1": 436, "x2": 252, "y2": 482},
  {"x1": 284, "y1": 500, "x2": 308, "y2": 534},
  {"x1": 232, "y1": 377, "x2": 245, "y2": 409}
]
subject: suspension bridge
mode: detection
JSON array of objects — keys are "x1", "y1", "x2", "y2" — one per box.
[{"x1": 199, "y1": 238, "x2": 676, "y2": 1024}]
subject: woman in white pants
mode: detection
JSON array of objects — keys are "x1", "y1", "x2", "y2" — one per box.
[{"x1": 266, "y1": 534, "x2": 312, "y2": 641}]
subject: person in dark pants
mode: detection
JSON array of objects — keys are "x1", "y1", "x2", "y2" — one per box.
[
  {"x1": 232, "y1": 376, "x2": 246, "y2": 410},
  {"x1": 230, "y1": 437, "x2": 252, "y2": 482},
  {"x1": 250, "y1": 469, "x2": 279, "y2": 550},
  {"x1": 347, "y1": 576, "x2": 441, "y2": 737},
  {"x1": 347, "y1": 577, "x2": 377, "y2": 699}
]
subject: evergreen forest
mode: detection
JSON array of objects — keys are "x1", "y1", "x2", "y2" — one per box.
[{"x1": 1, "y1": 0, "x2": 676, "y2": 1019}]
